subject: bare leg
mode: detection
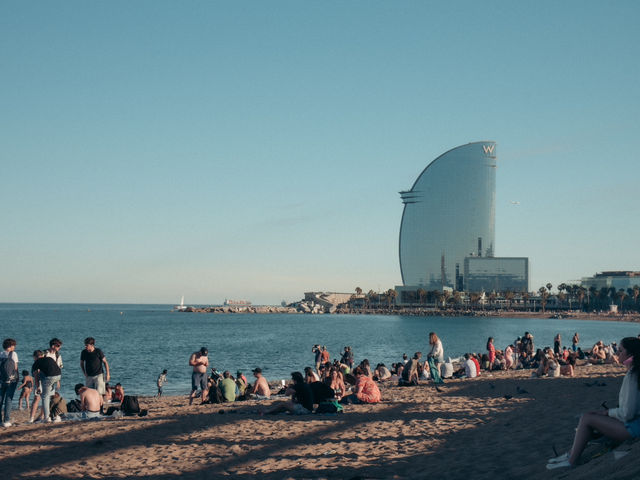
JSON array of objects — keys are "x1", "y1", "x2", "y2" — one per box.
[
  {"x1": 201, "y1": 388, "x2": 209, "y2": 404},
  {"x1": 569, "y1": 413, "x2": 631, "y2": 465},
  {"x1": 29, "y1": 396, "x2": 41, "y2": 421}
]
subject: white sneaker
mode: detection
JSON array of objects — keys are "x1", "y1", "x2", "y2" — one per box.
[
  {"x1": 547, "y1": 452, "x2": 569, "y2": 463},
  {"x1": 546, "y1": 459, "x2": 572, "y2": 470},
  {"x1": 2, "y1": 422, "x2": 11, "y2": 427},
  {"x1": 53, "y1": 415, "x2": 62, "y2": 423},
  {"x1": 27, "y1": 418, "x2": 35, "y2": 424}
]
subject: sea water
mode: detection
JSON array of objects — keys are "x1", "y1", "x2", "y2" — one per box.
[{"x1": 0, "y1": 303, "x2": 637, "y2": 399}]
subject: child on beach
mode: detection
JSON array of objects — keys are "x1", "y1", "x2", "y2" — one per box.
[
  {"x1": 18, "y1": 370, "x2": 33, "y2": 410},
  {"x1": 157, "y1": 369, "x2": 168, "y2": 397}
]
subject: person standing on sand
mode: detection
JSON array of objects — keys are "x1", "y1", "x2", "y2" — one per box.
[
  {"x1": 157, "y1": 369, "x2": 168, "y2": 397},
  {"x1": 0, "y1": 338, "x2": 19, "y2": 427},
  {"x1": 427, "y1": 332, "x2": 444, "y2": 364},
  {"x1": 554, "y1": 333, "x2": 562, "y2": 356},
  {"x1": 189, "y1": 347, "x2": 209, "y2": 405},
  {"x1": 320, "y1": 346, "x2": 330, "y2": 366},
  {"x1": 572, "y1": 332, "x2": 580, "y2": 352},
  {"x1": 486, "y1": 337, "x2": 496, "y2": 371},
  {"x1": 312, "y1": 345, "x2": 322, "y2": 373},
  {"x1": 80, "y1": 337, "x2": 110, "y2": 395}
]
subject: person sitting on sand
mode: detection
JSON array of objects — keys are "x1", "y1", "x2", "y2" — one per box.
[
  {"x1": 374, "y1": 363, "x2": 391, "y2": 381},
  {"x1": 113, "y1": 383, "x2": 125, "y2": 403},
  {"x1": 463, "y1": 354, "x2": 477, "y2": 378},
  {"x1": 235, "y1": 371, "x2": 248, "y2": 397},
  {"x1": 250, "y1": 368, "x2": 271, "y2": 399},
  {"x1": 399, "y1": 352, "x2": 421, "y2": 386},
  {"x1": 471, "y1": 354, "x2": 481, "y2": 377},
  {"x1": 590, "y1": 341, "x2": 606, "y2": 363},
  {"x1": 18, "y1": 370, "x2": 33, "y2": 410},
  {"x1": 263, "y1": 371, "x2": 313, "y2": 415},
  {"x1": 359, "y1": 359, "x2": 372, "y2": 377},
  {"x1": 219, "y1": 371, "x2": 236, "y2": 402},
  {"x1": 547, "y1": 337, "x2": 640, "y2": 469},
  {"x1": 75, "y1": 383, "x2": 103, "y2": 419},
  {"x1": 341, "y1": 367, "x2": 381, "y2": 404},
  {"x1": 325, "y1": 366, "x2": 346, "y2": 400},
  {"x1": 103, "y1": 383, "x2": 113, "y2": 402},
  {"x1": 560, "y1": 354, "x2": 576, "y2": 377},
  {"x1": 304, "y1": 366, "x2": 320, "y2": 383}
]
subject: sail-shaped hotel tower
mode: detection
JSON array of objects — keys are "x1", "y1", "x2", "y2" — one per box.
[{"x1": 398, "y1": 141, "x2": 497, "y2": 290}]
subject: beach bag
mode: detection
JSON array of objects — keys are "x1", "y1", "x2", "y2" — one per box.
[
  {"x1": 0, "y1": 355, "x2": 18, "y2": 383},
  {"x1": 315, "y1": 400, "x2": 343, "y2": 414},
  {"x1": 310, "y1": 381, "x2": 335, "y2": 403},
  {"x1": 67, "y1": 399, "x2": 82, "y2": 413},
  {"x1": 121, "y1": 395, "x2": 141, "y2": 416}
]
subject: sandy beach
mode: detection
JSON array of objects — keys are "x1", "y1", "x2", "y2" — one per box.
[{"x1": 1, "y1": 364, "x2": 638, "y2": 480}]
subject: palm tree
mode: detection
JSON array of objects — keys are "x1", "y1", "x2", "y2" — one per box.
[
  {"x1": 355, "y1": 287, "x2": 362, "y2": 296},
  {"x1": 617, "y1": 289, "x2": 628, "y2": 311},
  {"x1": 521, "y1": 290, "x2": 530, "y2": 311},
  {"x1": 470, "y1": 292, "x2": 481, "y2": 310},
  {"x1": 546, "y1": 283, "x2": 553, "y2": 293},
  {"x1": 504, "y1": 291, "x2": 515, "y2": 310},
  {"x1": 387, "y1": 289, "x2": 398, "y2": 310},
  {"x1": 576, "y1": 287, "x2": 586, "y2": 311},
  {"x1": 538, "y1": 286, "x2": 549, "y2": 313},
  {"x1": 417, "y1": 288, "x2": 427, "y2": 306}
]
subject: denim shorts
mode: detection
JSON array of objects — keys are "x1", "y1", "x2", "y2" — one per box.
[{"x1": 625, "y1": 417, "x2": 640, "y2": 438}]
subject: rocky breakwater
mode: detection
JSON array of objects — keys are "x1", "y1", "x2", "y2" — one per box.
[{"x1": 180, "y1": 305, "x2": 299, "y2": 314}]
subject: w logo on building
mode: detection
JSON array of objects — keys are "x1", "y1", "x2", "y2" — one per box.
[{"x1": 482, "y1": 144, "x2": 495, "y2": 155}]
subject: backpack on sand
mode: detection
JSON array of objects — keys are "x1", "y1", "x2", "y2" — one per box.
[{"x1": 121, "y1": 395, "x2": 141, "y2": 416}]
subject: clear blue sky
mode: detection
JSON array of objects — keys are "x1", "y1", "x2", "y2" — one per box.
[{"x1": 1, "y1": 1, "x2": 638, "y2": 304}]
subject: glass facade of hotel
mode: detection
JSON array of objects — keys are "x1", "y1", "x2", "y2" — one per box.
[
  {"x1": 463, "y1": 257, "x2": 529, "y2": 292},
  {"x1": 399, "y1": 142, "x2": 496, "y2": 289}
]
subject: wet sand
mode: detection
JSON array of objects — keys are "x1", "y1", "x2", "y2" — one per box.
[{"x1": 1, "y1": 364, "x2": 638, "y2": 479}]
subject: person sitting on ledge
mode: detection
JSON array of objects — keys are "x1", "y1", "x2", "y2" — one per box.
[
  {"x1": 341, "y1": 366, "x2": 381, "y2": 404},
  {"x1": 263, "y1": 371, "x2": 313, "y2": 415},
  {"x1": 547, "y1": 337, "x2": 640, "y2": 470}
]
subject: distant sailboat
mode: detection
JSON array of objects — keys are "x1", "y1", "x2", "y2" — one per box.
[{"x1": 174, "y1": 296, "x2": 187, "y2": 311}]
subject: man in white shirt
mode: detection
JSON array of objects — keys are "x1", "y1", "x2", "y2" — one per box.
[
  {"x1": 464, "y1": 353, "x2": 477, "y2": 379},
  {"x1": 0, "y1": 338, "x2": 19, "y2": 427}
]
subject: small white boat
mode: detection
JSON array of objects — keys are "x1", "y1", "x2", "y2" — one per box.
[{"x1": 174, "y1": 296, "x2": 187, "y2": 311}]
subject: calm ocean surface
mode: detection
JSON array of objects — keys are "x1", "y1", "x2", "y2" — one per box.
[{"x1": 1, "y1": 303, "x2": 637, "y2": 400}]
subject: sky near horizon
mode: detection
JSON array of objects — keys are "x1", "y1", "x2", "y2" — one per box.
[{"x1": 1, "y1": 1, "x2": 639, "y2": 304}]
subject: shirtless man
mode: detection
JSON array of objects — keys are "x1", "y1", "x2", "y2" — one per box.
[
  {"x1": 74, "y1": 383, "x2": 103, "y2": 419},
  {"x1": 189, "y1": 347, "x2": 209, "y2": 405},
  {"x1": 250, "y1": 368, "x2": 271, "y2": 399}
]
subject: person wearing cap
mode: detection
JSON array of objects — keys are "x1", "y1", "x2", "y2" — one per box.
[
  {"x1": 189, "y1": 347, "x2": 209, "y2": 405},
  {"x1": 250, "y1": 367, "x2": 271, "y2": 399}
]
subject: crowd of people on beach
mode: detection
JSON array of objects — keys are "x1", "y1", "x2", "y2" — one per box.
[{"x1": 0, "y1": 336, "x2": 144, "y2": 428}]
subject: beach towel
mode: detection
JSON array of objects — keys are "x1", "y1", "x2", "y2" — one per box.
[{"x1": 427, "y1": 357, "x2": 444, "y2": 385}]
